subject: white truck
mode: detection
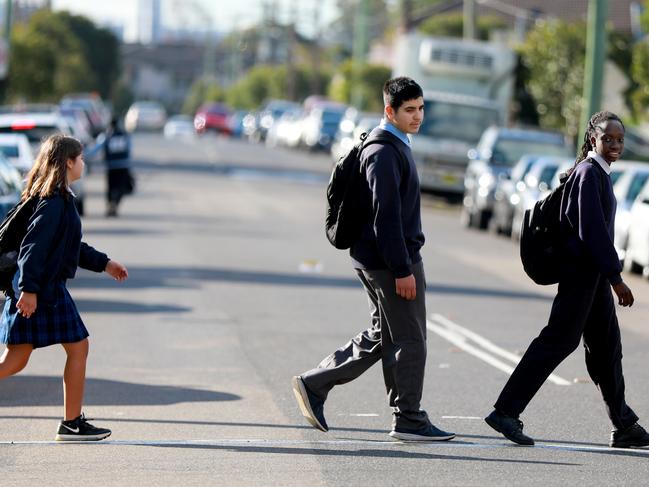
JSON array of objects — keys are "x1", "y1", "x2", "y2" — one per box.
[{"x1": 392, "y1": 32, "x2": 516, "y2": 195}]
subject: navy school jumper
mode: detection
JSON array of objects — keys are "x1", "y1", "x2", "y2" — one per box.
[{"x1": 494, "y1": 159, "x2": 638, "y2": 429}]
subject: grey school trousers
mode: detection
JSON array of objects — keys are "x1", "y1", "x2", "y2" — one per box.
[{"x1": 301, "y1": 260, "x2": 430, "y2": 430}]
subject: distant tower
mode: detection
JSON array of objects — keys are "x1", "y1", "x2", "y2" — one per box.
[{"x1": 138, "y1": 0, "x2": 162, "y2": 44}]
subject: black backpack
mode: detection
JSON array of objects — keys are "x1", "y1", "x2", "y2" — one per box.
[
  {"x1": 520, "y1": 160, "x2": 602, "y2": 285},
  {"x1": 325, "y1": 133, "x2": 401, "y2": 249},
  {"x1": 0, "y1": 197, "x2": 37, "y2": 292}
]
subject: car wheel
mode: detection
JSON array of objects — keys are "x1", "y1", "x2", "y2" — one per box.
[
  {"x1": 476, "y1": 209, "x2": 490, "y2": 230},
  {"x1": 623, "y1": 255, "x2": 642, "y2": 274}
]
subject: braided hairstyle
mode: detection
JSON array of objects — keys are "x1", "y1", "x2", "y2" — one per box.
[{"x1": 572, "y1": 111, "x2": 625, "y2": 171}]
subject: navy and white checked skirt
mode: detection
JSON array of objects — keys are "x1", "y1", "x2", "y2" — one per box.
[{"x1": 0, "y1": 274, "x2": 88, "y2": 349}]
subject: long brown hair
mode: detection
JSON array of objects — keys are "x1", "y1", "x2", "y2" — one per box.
[{"x1": 22, "y1": 134, "x2": 82, "y2": 201}]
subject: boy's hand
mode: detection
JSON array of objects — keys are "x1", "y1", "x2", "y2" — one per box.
[
  {"x1": 396, "y1": 274, "x2": 416, "y2": 301},
  {"x1": 105, "y1": 260, "x2": 128, "y2": 282},
  {"x1": 17, "y1": 291, "x2": 37, "y2": 318},
  {"x1": 612, "y1": 281, "x2": 634, "y2": 307}
]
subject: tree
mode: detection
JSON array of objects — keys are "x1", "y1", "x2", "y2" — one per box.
[
  {"x1": 630, "y1": 40, "x2": 649, "y2": 119},
  {"x1": 183, "y1": 78, "x2": 226, "y2": 115},
  {"x1": 327, "y1": 60, "x2": 391, "y2": 111},
  {"x1": 518, "y1": 20, "x2": 586, "y2": 137},
  {"x1": 418, "y1": 12, "x2": 506, "y2": 40},
  {"x1": 6, "y1": 10, "x2": 120, "y2": 103}
]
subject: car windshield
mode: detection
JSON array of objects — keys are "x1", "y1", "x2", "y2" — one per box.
[
  {"x1": 321, "y1": 110, "x2": 344, "y2": 124},
  {"x1": 539, "y1": 165, "x2": 559, "y2": 187},
  {"x1": 0, "y1": 144, "x2": 19, "y2": 158},
  {"x1": 419, "y1": 101, "x2": 500, "y2": 144},
  {"x1": 626, "y1": 173, "x2": 649, "y2": 203},
  {"x1": 491, "y1": 139, "x2": 570, "y2": 167}
]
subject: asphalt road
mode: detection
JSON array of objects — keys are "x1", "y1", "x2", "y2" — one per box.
[{"x1": 1, "y1": 133, "x2": 648, "y2": 486}]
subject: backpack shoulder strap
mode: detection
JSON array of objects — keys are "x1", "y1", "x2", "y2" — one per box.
[{"x1": 359, "y1": 133, "x2": 409, "y2": 178}]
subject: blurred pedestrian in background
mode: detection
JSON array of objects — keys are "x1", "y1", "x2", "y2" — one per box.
[
  {"x1": 87, "y1": 118, "x2": 134, "y2": 217},
  {"x1": 0, "y1": 135, "x2": 129, "y2": 441}
]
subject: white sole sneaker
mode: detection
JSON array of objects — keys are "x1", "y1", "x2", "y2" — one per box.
[
  {"x1": 55, "y1": 431, "x2": 111, "y2": 441},
  {"x1": 291, "y1": 376, "x2": 327, "y2": 432},
  {"x1": 389, "y1": 430, "x2": 455, "y2": 442}
]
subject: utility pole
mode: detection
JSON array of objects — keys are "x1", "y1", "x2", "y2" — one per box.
[
  {"x1": 579, "y1": 0, "x2": 607, "y2": 141},
  {"x1": 351, "y1": 0, "x2": 368, "y2": 108},
  {"x1": 463, "y1": 0, "x2": 476, "y2": 40},
  {"x1": 0, "y1": 0, "x2": 13, "y2": 99},
  {"x1": 310, "y1": 0, "x2": 321, "y2": 95},
  {"x1": 285, "y1": 0, "x2": 298, "y2": 101}
]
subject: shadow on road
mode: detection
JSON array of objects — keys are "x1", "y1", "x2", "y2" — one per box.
[
  {"x1": 71, "y1": 266, "x2": 551, "y2": 302},
  {"x1": 74, "y1": 299, "x2": 191, "y2": 314},
  {"x1": 146, "y1": 443, "x2": 576, "y2": 465},
  {"x1": 0, "y1": 376, "x2": 240, "y2": 407}
]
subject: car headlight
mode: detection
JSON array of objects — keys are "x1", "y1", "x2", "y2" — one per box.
[{"x1": 478, "y1": 173, "x2": 496, "y2": 188}]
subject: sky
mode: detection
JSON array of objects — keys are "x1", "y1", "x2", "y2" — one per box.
[{"x1": 50, "y1": 0, "x2": 339, "y2": 41}]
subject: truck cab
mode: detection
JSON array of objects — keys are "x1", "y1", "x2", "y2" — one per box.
[{"x1": 392, "y1": 33, "x2": 516, "y2": 195}]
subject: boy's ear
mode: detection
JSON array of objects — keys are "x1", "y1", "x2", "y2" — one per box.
[{"x1": 385, "y1": 105, "x2": 394, "y2": 120}]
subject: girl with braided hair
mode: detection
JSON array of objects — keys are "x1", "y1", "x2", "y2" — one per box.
[
  {"x1": 485, "y1": 111, "x2": 649, "y2": 449},
  {"x1": 0, "y1": 135, "x2": 129, "y2": 441}
]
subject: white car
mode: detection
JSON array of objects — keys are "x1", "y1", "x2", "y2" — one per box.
[
  {"x1": 624, "y1": 179, "x2": 649, "y2": 277},
  {"x1": 0, "y1": 133, "x2": 34, "y2": 176},
  {"x1": 0, "y1": 111, "x2": 85, "y2": 214},
  {"x1": 163, "y1": 115, "x2": 195, "y2": 139},
  {"x1": 611, "y1": 161, "x2": 649, "y2": 262},
  {"x1": 125, "y1": 101, "x2": 167, "y2": 132}
]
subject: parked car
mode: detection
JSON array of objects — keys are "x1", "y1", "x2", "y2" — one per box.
[
  {"x1": 0, "y1": 111, "x2": 85, "y2": 214},
  {"x1": 301, "y1": 103, "x2": 347, "y2": 152},
  {"x1": 330, "y1": 108, "x2": 382, "y2": 162},
  {"x1": 193, "y1": 103, "x2": 232, "y2": 135},
  {"x1": 59, "y1": 106, "x2": 95, "y2": 146},
  {"x1": 0, "y1": 152, "x2": 24, "y2": 219},
  {"x1": 125, "y1": 101, "x2": 167, "y2": 132},
  {"x1": 624, "y1": 179, "x2": 649, "y2": 276},
  {"x1": 227, "y1": 110, "x2": 249, "y2": 138},
  {"x1": 462, "y1": 126, "x2": 573, "y2": 229},
  {"x1": 509, "y1": 156, "x2": 567, "y2": 240},
  {"x1": 611, "y1": 161, "x2": 649, "y2": 262},
  {"x1": 60, "y1": 93, "x2": 110, "y2": 136},
  {"x1": 490, "y1": 154, "x2": 544, "y2": 236},
  {"x1": 265, "y1": 108, "x2": 304, "y2": 148},
  {"x1": 0, "y1": 133, "x2": 34, "y2": 176},
  {"x1": 163, "y1": 115, "x2": 195, "y2": 139},
  {"x1": 249, "y1": 100, "x2": 301, "y2": 142}
]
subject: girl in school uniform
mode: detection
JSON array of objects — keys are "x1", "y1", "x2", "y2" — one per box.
[
  {"x1": 485, "y1": 111, "x2": 649, "y2": 449},
  {"x1": 0, "y1": 134, "x2": 128, "y2": 441}
]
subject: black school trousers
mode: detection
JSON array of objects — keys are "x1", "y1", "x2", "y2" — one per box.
[{"x1": 494, "y1": 258, "x2": 638, "y2": 430}]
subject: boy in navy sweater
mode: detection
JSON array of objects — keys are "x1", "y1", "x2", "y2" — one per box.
[
  {"x1": 292, "y1": 77, "x2": 455, "y2": 441},
  {"x1": 486, "y1": 111, "x2": 649, "y2": 449}
]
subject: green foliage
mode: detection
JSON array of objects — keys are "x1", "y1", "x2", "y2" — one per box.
[
  {"x1": 183, "y1": 78, "x2": 226, "y2": 114},
  {"x1": 223, "y1": 65, "x2": 331, "y2": 109},
  {"x1": 327, "y1": 60, "x2": 391, "y2": 111},
  {"x1": 630, "y1": 40, "x2": 649, "y2": 119},
  {"x1": 518, "y1": 20, "x2": 586, "y2": 137},
  {"x1": 7, "y1": 9, "x2": 120, "y2": 103},
  {"x1": 418, "y1": 12, "x2": 507, "y2": 40}
]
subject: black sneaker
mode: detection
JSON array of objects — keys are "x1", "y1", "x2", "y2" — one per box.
[
  {"x1": 55, "y1": 414, "x2": 111, "y2": 441},
  {"x1": 610, "y1": 423, "x2": 649, "y2": 448},
  {"x1": 485, "y1": 409, "x2": 534, "y2": 446},
  {"x1": 389, "y1": 423, "x2": 455, "y2": 442},
  {"x1": 291, "y1": 376, "x2": 328, "y2": 432}
]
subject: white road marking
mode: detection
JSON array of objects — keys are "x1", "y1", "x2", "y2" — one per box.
[
  {"x1": 442, "y1": 416, "x2": 482, "y2": 420},
  {"x1": 428, "y1": 314, "x2": 572, "y2": 386},
  {"x1": 0, "y1": 438, "x2": 647, "y2": 456}
]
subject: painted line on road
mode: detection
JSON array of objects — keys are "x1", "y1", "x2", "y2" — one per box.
[
  {"x1": 427, "y1": 314, "x2": 571, "y2": 386},
  {"x1": 1, "y1": 438, "x2": 647, "y2": 456}
]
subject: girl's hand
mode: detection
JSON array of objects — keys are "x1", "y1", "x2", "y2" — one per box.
[
  {"x1": 105, "y1": 260, "x2": 128, "y2": 282},
  {"x1": 17, "y1": 292, "x2": 37, "y2": 318},
  {"x1": 612, "y1": 281, "x2": 634, "y2": 307}
]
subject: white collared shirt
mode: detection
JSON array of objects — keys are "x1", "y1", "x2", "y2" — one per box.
[{"x1": 587, "y1": 150, "x2": 611, "y2": 175}]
